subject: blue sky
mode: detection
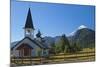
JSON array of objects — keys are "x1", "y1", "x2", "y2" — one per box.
[{"x1": 11, "y1": 1, "x2": 95, "y2": 42}]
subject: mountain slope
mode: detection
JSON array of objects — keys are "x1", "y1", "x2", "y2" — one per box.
[{"x1": 70, "y1": 28, "x2": 95, "y2": 48}]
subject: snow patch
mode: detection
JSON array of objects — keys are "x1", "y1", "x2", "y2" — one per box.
[
  {"x1": 78, "y1": 25, "x2": 87, "y2": 30},
  {"x1": 69, "y1": 25, "x2": 87, "y2": 36}
]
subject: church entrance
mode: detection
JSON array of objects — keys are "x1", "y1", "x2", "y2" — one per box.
[{"x1": 16, "y1": 43, "x2": 33, "y2": 57}]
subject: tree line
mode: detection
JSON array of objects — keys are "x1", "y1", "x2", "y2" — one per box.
[
  {"x1": 36, "y1": 31, "x2": 82, "y2": 56},
  {"x1": 49, "y1": 34, "x2": 81, "y2": 55}
]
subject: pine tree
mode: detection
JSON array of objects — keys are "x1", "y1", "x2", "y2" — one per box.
[
  {"x1": 61, "y1": 34, "x2": 70, "y2": 53},
  {"x1": 49, "y1": 43, "x2": 56, "y2": 54},
  {"x1": 70, "y1": 42, "x2": 81, "y2": 53},
  {"x1": 36, "y1": 30, "x2": 42, "y2": 38}
]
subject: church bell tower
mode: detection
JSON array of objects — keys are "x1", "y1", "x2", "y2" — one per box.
[{"x1": 24, "y1": 8, "x2": 35, "y2": 38}]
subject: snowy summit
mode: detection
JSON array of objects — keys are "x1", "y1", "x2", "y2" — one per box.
[
  {"x1": 69, "y1": 25, "x2": 87, "y2": 36},
  {"x1": 78, "y1": 25, "x2": 87, "y2": 30}
]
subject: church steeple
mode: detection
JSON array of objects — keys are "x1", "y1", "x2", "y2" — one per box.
[
  {"x1": 24, "y1": 8, "x2": 35, "y2": 38},
  {"x1": 25, "y1": 8, "x2": 35, "y2": 29}
]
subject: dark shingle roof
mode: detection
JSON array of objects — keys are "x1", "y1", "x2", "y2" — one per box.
[
  {"x1": 16, "y1": 43, "x2": 33, "y2": 50},
  {"x1": 11, "y1": 37, "x2": 49, "y2": 50}
]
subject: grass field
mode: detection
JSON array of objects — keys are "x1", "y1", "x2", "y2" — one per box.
[{"x1": 11, "y1": 48, "x2": 95, "y2": 66}]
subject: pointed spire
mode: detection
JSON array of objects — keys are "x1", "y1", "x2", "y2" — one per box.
[{"x1": 24, "y1": 8, "x2": 35, "y2": 30}]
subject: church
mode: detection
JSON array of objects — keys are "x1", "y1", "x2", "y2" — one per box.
[{"x1": 11, "y1": 8, "x2": 49, "y2": 57}]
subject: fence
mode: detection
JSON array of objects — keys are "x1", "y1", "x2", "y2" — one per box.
[{"x1": 11, "y1": 50, "x2": 95, "y2": 66}]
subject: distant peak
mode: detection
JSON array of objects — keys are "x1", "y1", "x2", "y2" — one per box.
[
  {"x1": 78, "y1": 25, "x2": 87, "y2": 30},
  {"x1": 69, "y1": 25, "x2": 87, "y2": 36}
]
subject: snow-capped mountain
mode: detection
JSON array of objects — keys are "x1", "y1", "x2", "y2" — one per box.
[
  {"x1": 69, "y1": 25, "x2": 87, "y2": 36},
  {"x1": 78, "y1": 25, "x2": 87, "y2": 30},
  {"x1": 68, "y1": 26, "x2": 95, "y2": 48}
]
